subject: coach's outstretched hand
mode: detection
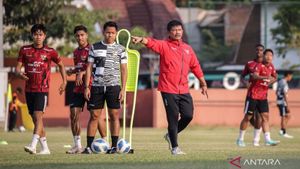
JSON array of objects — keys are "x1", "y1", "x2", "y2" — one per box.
[{"x1": 131, "y1": 36, "x2": 148, "y2": 45}]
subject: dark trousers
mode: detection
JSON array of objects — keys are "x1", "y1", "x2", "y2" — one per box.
[
  {"x1": 8, "y1": 110, "x2": 17, "y2": 131},
  {"x1": 161, "y1": 92, "x2": 194, "y2": 148}
]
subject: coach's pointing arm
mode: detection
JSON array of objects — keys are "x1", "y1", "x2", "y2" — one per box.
[{"x1": 132, "y1": 36, "x2": 165, "y2": 55}]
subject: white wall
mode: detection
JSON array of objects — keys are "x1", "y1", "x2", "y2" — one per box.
[{"x1": 0, "y1": 69, "x2": 8, "y2": 121}]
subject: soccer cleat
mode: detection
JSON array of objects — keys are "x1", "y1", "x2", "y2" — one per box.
[
  {"x1": 164, "y1": 133, "x2": 172, "y2": 150},
  {"x1": 282, "y1": 133, "x2": 294, "y2": 139},
  {"x1": 279, "y1": 130, "x2": 284, "y2": 135},
  {"x1": 24, "y1": 145, "x2": 36, "y2": 154},
  {"x1": 171, "y1": 147, "x2": 186, "y2": 155},
  {"x1": 81, "y1": 147, "x2": 92, "y2": 154},
  {"x1": 253, "y1": 140, "x2": 260, "y2": 147},
  {"x1": 265, "y1": 140, "x2": 280, "y2": 146},
  {"x1": 37, "y1": 149, "x2": 51, "y2": 155},
  {"x1": 106, "y1": 147, "x2": 117, "y2": 154},
  {"x1": 236, "y1": 139, "x2": 246, "y2": 147},
  {"x1": 66, "y1": 146, "x2": 82, "y2": 154}
]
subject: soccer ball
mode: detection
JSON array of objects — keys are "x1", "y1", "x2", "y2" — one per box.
[
  {"x1": 91, "y1": 138, "x2": 109, "y2": 154},
  {"x1": 117, "y1": 139, "x2": 131, "y2": 153}
]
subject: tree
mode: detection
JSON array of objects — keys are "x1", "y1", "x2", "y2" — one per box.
[
  {"x1": 57, "y1": 9, "x2": 118, "y2": 56},
  {"x1": 199, "y1": 29, "x2": 233, "y2": 65},
  {"x1": 3, "y1": 0, "x2": 68, "y2": 44},
  {"x1": 3, "y1": 0, "x2": 118, "y2": 57},
  {"x1": 117, "y1": 26, "x2": 149, "y2": 51},
  {"x1": 271, "y1": 2, "x2": 300, "y2": 59}
]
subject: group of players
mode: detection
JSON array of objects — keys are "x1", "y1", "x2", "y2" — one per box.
[
  {"x1": 16, "y1": 21, "x2": 128, "y2": 155},
  {"x1": 236, "y1": 44, "x2": 294, "y2": 147},
  {"x1": 15, "y1": 19, "x2": 293, "y2": 156}
]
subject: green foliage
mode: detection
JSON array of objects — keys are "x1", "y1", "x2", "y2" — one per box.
[
  {"x1": 199, "y1": 29, "x2": 233, "y2": 64},
  {"x1": 63, "y1": 9, "x2": 118, "y2": 44},
  {"x1": 175, "y1": 0, "x2": 251, "y2": 8},
  {"x1": 3, "y1": 0, "x2": 68, "y2": 43},
  {"x1": 3, "y1": 0, "x2": 118, "y2": 57},
  {"x1": 271, "y1": 2, "x2": 300, "y2": 58},
  {"x1": 117, "y1": 26, "x2": 149, "y2": 50}
]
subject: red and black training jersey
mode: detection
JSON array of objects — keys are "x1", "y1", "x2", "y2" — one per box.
[
  {"x1": 72, "y1": 44, "x2": 91, "y2": 93},
  {"x1": 17, "y1": 45, "x2": 61, "y2": 93},
  {"x1": 248, "y1": 63, "x2": 277, "y2": 100},
  {"x1": 242, "y1": 59, "x2": 260, "y2": 97}
]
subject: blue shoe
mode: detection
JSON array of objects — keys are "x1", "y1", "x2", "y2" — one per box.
[
  {"x1": 106, "y1": 147, "x2": 117, "y2": 154},
  {"x1": 265, "y1": 140, "x2": 280, "y2": 146},
  {"x1": 236, "y1": 139, "x2": 246, "y2": 147}
]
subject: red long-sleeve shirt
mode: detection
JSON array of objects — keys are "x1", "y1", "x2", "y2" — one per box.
[{"x1": 146, "y1": 38, "x2": 204, "y2": 94}]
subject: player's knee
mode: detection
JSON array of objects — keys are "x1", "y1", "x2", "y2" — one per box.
[
  {"x1": 243, "y1": 115, "x2": 251, "y2": 122},
  {"x1": 110, "y1": 115, "x2": 119, "y2": 121},
  {"x1": 71, "y1": 111, "x2": 80, "y2": 120},
  {"x1": 182, "y1": 113, "x2": 193, "y2": 122},
  {"x1": 168, "y1": 125, "x2": 177, "y2": 132},
  {"x1": 90, "y1": 112, "x2": 100, "y2": 121},
  {"x1": 261, "y1": 114, "x2": 269, "y2": 122}
]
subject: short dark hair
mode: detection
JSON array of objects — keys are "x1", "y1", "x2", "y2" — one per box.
[
  {"x1": 263, "y1": 49, "x2": 273, "y2": 55},
  {"x1": 284, "y1": 71, "x2": 293, "y2": 77},
  {"x1": 255, "y1": 44, "x2": 264, "y2": 49},
  {"x1": 74, "y1": 25, "x2": 88, "y2": 34},
  {"x1": 31, "y1": 24, "x2": 47, "y2": 34},
  {"x1": 167, "y1": 20, "x2": 183, "y2": 32},
  {"x1": 103, "y1": 21, "x2": 118, "y2": 31}
]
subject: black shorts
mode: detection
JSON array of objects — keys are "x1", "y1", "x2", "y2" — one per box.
[
  {"x1": 277, "y1": 105, "x2": 289, "y2": 116},
  {"x1": 161, "y1": 92, "x2": 194, "y2": 117},
  {"x1": 88, "y1": 86, "x2": 121, "y2": 110},
  {"x1": 245, "y1": 98, "x2": 269, "y2": 114},
  {"x1": 25, "y1": 92, "x2": 48, "y2": 115},
  {"x1": 243, "y1": 97, "x2": 259, "y2": 115},
  {"x1": 70, "y1": 93, "x2": 86, "y2": 109}
]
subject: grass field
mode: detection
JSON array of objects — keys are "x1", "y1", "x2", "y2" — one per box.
[{"x1": 0, "y1": 127, "x2": 300, "y2": 169}]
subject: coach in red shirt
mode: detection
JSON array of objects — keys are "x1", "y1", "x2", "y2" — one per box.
[
  {"x1": 16, "y1": 24, "x2": 67, "y2": 155},
  {"x1": 132, "y1": 20, "x2": 207, "y2": 155}
]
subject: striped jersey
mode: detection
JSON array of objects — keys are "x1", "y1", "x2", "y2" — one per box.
[
  {"x1": 276, "y1": 79, "x2": 289, "y2": 105},
  {"x1": 88, "y1": 41, "x2": 127, "y2": 86}
]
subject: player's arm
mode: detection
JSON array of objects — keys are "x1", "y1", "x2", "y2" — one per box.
[
  {"x1": 132, "y1": 36, "x2": 164, "y2": 54},
  {"x1": 84, "y1": 62, "x2": 92, "y2": 101},
  {"x1": 119, "y1": 63, "x2": 128, "y2": 102},
  {"x1": 240, "y1": 64, "x2": 249, "y2": 86},
  {"x1": 75, "y1": 71, "x2": 85, "y2": 86},
  {"x1": 251, "y1": 72, "x2": 269, "y2": 80},
  {"x1": 15, "y1": 62, "x2": 29, "y2": 80},
  {"x1": 132, "y1": 36, "x2": 148, "y2": 45},
  {"x1": 57, "y1": 61, "x2": 67, "y2": 95},
  {"x1": 283, "y1": 92, "x2": 289, "y2": 107},
  {"x1": 189, "y1": 49, "x2": 208, "y2": 98},
  {"x1": 269, "y1": 68, "x2": 278, "y2": 85}
]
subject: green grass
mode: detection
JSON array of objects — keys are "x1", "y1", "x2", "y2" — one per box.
[{"x1": 0, "y1": 127, "x2": 300, "y2": 169}]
